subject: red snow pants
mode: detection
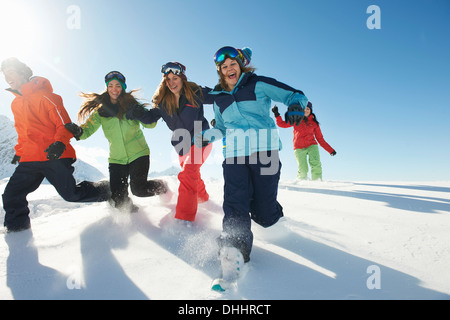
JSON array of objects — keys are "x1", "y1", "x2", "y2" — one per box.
[{"x1": 175, "y1": 143, "x2": 212, "y2": 221}]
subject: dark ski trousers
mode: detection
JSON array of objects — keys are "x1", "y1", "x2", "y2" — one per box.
[
  {"x1": 2, "y1": 158, "x2": 108, "y2": 232},
  {"x1": 108, "y1": 155, "x2": 165, "y2": 207},
  {"x1": 219, "y1": 151, "x2": 283, "y2": 262}
]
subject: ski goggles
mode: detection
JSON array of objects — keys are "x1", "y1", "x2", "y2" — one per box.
[
  {"x1": 105, "y1": 71, "x2": 126, "y2": 84},
  {"x1": 161, "y1": 62, "x2": 186, "y2": 76},
  {"x1": 214, "y1": 46, "x2": 243, "y2": 66}
]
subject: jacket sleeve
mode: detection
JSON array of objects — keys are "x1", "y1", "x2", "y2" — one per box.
[
  {"x1": 138, "y1": 108, "x2": 162, "y2": 124},
  {"x1": 79, "y1": 111, "x2": 102, "y2": 140},
  {"x1": 13, "y1": 123, "x2": 25, "y2": 157},
  {"x1": 255, "y1": 76, "x2": 308, "y2": 109},
  {"x1": 141, "y1": 121, "x2": 157, "y2": 129},
  {"x1": 200, "y1": 86, "x2": 215, "y2": 105},
  {"x1": 314, "y1": 124, "x2": 335, "y2": 154},
  {"x1": 275, "y1": 115, "x2": 293, "y2": 128},
  {"x1": 43, "y1": 94, "x2": 73, "y2": 145}
]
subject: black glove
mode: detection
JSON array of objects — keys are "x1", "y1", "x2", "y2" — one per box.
[
  {"x1": 65, "y1": 123, "x2": 83, "y2": 140},
  {"x1": 126, "y1": 104, "x2": 146, "y2": 120},
  {"x1": 45, "y1": 141, "x2": 66, "y2": 160},
  {"x1": 272, "y1": 106, "x2": 280, "y2": 117},
  {"x1": 286, "y1": 104, "x2": 305, "y2": 126},
  {"x1": 330, "y1": 151, "x2": 336, "y2": 156},
  {"x1": 11, "y1": 154, "x2": 20, "y2": 165}
]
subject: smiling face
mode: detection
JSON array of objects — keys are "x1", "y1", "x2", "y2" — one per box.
[
  {"x1": 220, "y1": 58, "x2": 242, "y2": 91},
  {"x1": 165, "y1": 73, "x2": 183, "y2": 97},
  {"x1": 107, "y1": 79, "x2": 123, "y2": 103},
  {"x1": 2, "y1": 66, "x2": 29, "y2": 92},
  {"x1": 304, "y1": 106, "x2": 311, "y2": 117}
]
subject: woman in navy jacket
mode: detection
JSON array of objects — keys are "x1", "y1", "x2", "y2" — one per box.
[
  {"x1": 127, "y1": 62, "x2": 211, "y2": 224},
  {"x1": 201, "y1": 46, "x2": 308, "y2": 276}
]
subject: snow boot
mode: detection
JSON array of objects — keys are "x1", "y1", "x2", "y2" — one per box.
[{"x1": 211, "y1": 247, "x2": 245, "y2": 292}]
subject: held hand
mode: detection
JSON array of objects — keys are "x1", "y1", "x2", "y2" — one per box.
[
  {"x1": 45, "y1": 141, "x2": 66, "y2": 160},
  {"x1": 126, "y1": 104, "x2": 146, "y2": 120},
  {"x1": 286, "y1": 104, "x2": 304, "y2": 126},
  {"x1": 271, "y1": 106, "x2": 280, "y2": 117},
  {"x1": 330, "y1": 151, "x2": 336, "y2": 156},
  {"x1": 64, "y1": 123, "x2": 83, "y2": 140},
  {"x1": 11, "y1": 154, "x2": 20, "y2": 165}
]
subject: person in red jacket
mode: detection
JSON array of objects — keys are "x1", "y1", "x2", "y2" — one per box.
[
  {"x1": 273, "y1": 102, "x2": 336, "y2": 180},
  {"x1": 1, "y1": 58, "x2": 109, "y2": 233}
]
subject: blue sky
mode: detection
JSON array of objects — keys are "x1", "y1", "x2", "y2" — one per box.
[{"x1": 1, "y1": 0, "x2": 449, "y2": 181}]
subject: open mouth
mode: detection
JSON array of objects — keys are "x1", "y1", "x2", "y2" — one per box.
[{"x1": 228, "y1": 73, "x2": 237, "y2": 80}]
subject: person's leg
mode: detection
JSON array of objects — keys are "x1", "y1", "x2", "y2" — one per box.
[
  {"x1": 308, "y1": 144, "x2": 323, "y2": 181},
  {"x1": 294, "y1": 148, "x2": 309, "y2": 180},
  {"x1": 175, "y1": 148, "x2": 200, "y2": 221},
  {"x1": 45, "y1": 159, "x2": 109, "y2": 202},
  {"x1": 3, "y1": 162, "x2": 44, "y2": 231},
  {"x1": 249, "y1": 151, "x2": 283, "y2": 228},
  {"x1": 195, "y1": 144, "x2": 212, "y2": 203},
  {"x1": 129, "y1": 156, "x2": 167, "y2": 197},
  {"x1": 218, "y1": 157, "x2": 253, "y2": 262},
  {"x1": 175, "y1": 162, "x2": 199, "y2": 221},
  {"x1": 108, "y1": 162, "x2": 130, "y2": 208}
]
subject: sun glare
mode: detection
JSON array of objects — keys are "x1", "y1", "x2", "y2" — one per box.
[{"x1": 0, "y1": 1, "x2": 42, "y2": 61}]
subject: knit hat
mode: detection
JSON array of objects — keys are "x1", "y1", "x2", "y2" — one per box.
[
  {"x1": 238, "y1": 47, "x2": 252, "y2": 67},
  {"x1": 307, "y1": 101, "x2": 313, "y2": 111},
  {"x1": 105, "y1": 71, "x2": 127, "y2": 90}
]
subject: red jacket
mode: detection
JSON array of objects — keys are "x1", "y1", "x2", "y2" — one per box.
[
  {"x1": 276, "y1": 115, "x2": 335, "y2": 154},
  {"x1": 8, "y1": 77, "x2": 76, "y2": 162}
]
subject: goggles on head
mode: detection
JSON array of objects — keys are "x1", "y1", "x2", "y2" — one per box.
[
  {"x1": 214, "y1": 46, "x2": 243, "y2": 66},
  {"x1": 105, "y1": 71, "x2": 126, "y2": 84},
  {"x1": 161, "y1": 62, "x2": 186, "y2": 76}
]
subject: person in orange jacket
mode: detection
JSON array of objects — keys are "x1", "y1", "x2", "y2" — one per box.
[
  {"x1": 273, "y1": 102, "x2": 336, "y2": 180},
  {"x1": 1, "y1": 58, "x2": 110, "y2": 233}
]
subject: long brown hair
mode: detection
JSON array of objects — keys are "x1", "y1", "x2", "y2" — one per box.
[
  {"x1": 77, "y1": 89, "x2": 144, "y2": 122},
  {"x1": 218, "y1": 63, "x2": 256, "y2": 92},
  {"x1": 152, "y1": 75, "x2": 203, "y2": 116}
]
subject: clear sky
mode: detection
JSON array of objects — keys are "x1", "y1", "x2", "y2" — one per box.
[{"x1": 1, "y1": 0, "x2": 449, "y2": 181}]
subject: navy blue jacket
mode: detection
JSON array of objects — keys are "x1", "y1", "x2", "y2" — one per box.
[{"x1": 137, "y1": 93, "x2": 210, "y2": 156}]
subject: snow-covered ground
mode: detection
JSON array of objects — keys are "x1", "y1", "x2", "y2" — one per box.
[{"x1": 1, "y1": 176, "x2": 449, "y2": 300}]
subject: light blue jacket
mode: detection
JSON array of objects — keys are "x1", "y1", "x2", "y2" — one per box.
[{"x1": 204, "y1": 72, "x2": 308, "y2": 159}]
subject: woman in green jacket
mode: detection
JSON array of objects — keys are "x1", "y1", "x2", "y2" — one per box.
[{"x1": 65, "y1": 71, "x2": 168, "y2": 212}]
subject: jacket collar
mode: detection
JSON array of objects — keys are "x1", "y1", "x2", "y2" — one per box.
[
  {"x1": 6, "y1": 76, "x2": 53, "y2": 97},
  {"x1": 5, "y1": 87, "x2": 22, "y2": 96}
]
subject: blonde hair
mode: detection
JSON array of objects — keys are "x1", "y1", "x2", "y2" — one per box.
[{"x1": 152, "y1": 75, "x2": 203, "y2": 116}]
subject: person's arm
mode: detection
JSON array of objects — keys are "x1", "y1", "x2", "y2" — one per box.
[
  {"x1": 127, "y1": 104, "x2": 162, "y2": 125},
  {"x1": 314, "y1": 124, "x2": 335, "y2": 154},
  {"x1": 43, "y1": 94, "x2": 74, "y2": 146},
  {"x1": 255, "y1": 75, "x2": 308, "y2": 109},
  {"x1": 272, "y1": 106, "x2": 293, "y2": 128},
  {"x1": 79, "y1": 111, "x2": 102, "y2": 140}
]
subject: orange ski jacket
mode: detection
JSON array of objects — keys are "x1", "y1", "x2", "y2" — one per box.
[{"x1": 7, "y1": 76, "x2": 76, "y2": 162}]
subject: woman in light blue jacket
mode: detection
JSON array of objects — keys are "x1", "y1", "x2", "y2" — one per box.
[{"x1": 201, "y1": 46, "x2": 308, "y2": 285}]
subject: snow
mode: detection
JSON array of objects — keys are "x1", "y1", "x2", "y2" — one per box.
[{"x1": 1, "y1": 176, "x2": 449, "y2": 300}]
